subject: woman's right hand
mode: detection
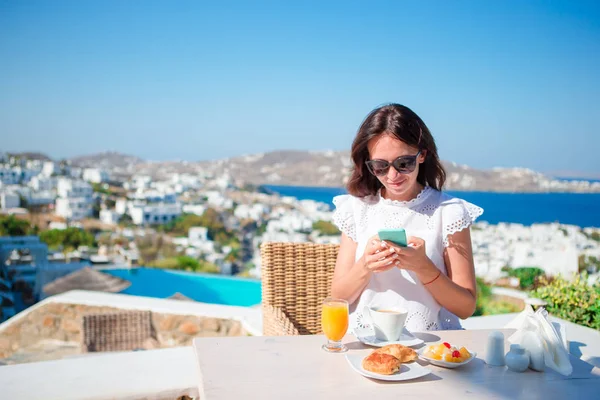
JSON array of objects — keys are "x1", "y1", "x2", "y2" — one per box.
[{"x1": 362, "y1": 235, "x2": 399, "y2": 273}]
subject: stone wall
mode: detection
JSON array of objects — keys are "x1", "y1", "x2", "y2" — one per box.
[
  {"x1": 492, "y1": 294, "x2": 526, "y2": 310},
  {"x1": 0, "y1": 302, "x2": 247, "y2": 359}
]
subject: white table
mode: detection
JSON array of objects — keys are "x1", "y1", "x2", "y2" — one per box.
[
  {"x1": 194, "y1": 329, "x2": 600, "y2": 399},
  {"x1": 0, "y1": 347, "x2": 199, "y2": 400}
]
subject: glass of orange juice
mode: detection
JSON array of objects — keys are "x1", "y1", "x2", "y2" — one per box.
[{"x1": 321, "y1": 298, "x2": 349, "y2": 353}]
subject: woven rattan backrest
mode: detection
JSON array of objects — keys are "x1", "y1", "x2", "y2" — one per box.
[
  {"x1": 261, "y1": 242, "x2": 339, "y2": 335},
  {"x1": 82, "y1": 311, "x2": 155, "y2": 352}
]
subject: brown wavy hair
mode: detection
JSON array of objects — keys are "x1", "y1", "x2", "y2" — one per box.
[{"x1": 347, "y1": 104, "x2": 446, "y2": 197}]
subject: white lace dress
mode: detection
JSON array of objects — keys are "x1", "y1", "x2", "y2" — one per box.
[{"x1": 332, "y1": 186, "x2": 483, "y2": 332}]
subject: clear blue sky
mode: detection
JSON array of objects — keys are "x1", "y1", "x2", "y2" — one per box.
[{"x1": 1, "y1": 0, "x2": 599, "y2": 176}]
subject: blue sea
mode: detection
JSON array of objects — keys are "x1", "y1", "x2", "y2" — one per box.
[{"x1": 264, "y1": 185, "x2": 600, "y2": 228}]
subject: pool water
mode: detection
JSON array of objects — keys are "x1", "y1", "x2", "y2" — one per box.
[{"x1": 103, "y1": 268, "x2": 262, "y2": 307}]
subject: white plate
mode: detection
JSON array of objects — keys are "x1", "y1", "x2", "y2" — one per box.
[
  {"x1": 354, "y1": 328, "x2": 424, "y2": 348},
  {"x1": 417, "y1": 347, "x2": 477, "y2": 369},
  {"x1": 345, "y1": 353, "x2": 431, "y2": 381}
]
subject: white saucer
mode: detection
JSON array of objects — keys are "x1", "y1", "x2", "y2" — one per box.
[
  {"x1": 417, "y1": 347, "x2": 477, "y2": 369},
  {"x1": 345, "y1": 353, "x2": 431, "y2": 381},
  {"x1": 354, "y1": 328, "x2": 424, "y2": 348}
]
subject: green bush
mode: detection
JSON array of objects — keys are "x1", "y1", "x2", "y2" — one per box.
[
  {"x1": 149, "y1": 257, "x2": 180, "y2": 270},
  {"x1": 474, "y1": 277, "x2": 521, "y2": 316},
  {"x1": 39, "y1": 227, "x2": 95, "y2": 251},
  {"x1": 149, "y1": 256, "x2": 219, "y2": 274},
  {"x1": 256, "y1": 223, "x2": 267, "y2": 236},
  {"x1": 481, "y1": 300, "x2": 522, "y2": 315},
  {"x1": 236, "y1": 270, "x2": 252, "y2": 278},
  {"x1": 587, "y1": 231, "x2": 600, "y2": 242},
  {"x1": 161, "y1": 209, "x2": 238, "y2": 248},
  {"x1": 579, "y1": 255, "x2": 600, "y2": 274},
  {"x1": 0, "y1": 215, "x2": 36, "y2": 236},
  {"x1": 505, "y1": 267, "x2": 545, "y2": 290},
  {"x1": 225, "y1": 247, "x2": 240, "y2": 263},
  {"x1": 91, "y1": 183, "x2": 111, "y2": 195},
  {"x1": 531, "y1": 274, "x2": 600, "y2": 330},
  {"x1": 312, "y1": 220, "x2": 339, "y2": 236}
]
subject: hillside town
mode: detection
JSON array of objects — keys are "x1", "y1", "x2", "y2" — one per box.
[{"x1": 1, "y1": 151, "x2": 600, "y2": 323}]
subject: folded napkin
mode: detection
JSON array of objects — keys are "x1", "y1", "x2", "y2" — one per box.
[{"x1": 505, "y1": 305, "x2": 573, "y2": 376}]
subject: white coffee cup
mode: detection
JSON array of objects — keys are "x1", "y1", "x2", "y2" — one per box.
[{"x1": 364, "y1": 306, "x2": 408, "y2": 342}]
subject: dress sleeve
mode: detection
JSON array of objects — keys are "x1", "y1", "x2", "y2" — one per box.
[
  {"x1": 332, "y1": 194, "x2": 357, "y2": 242},
  {"x1": 441, "y1": 197, "x2": 484, "y2": 247}
]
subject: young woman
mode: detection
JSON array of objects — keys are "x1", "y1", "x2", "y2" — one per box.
[{"x1": 331, "y1": 104, "x2": 483, "y2": 332}]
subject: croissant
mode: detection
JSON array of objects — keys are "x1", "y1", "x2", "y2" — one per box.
[
  {"x1": 362, "y1": 352, "x2": 401, "y2": 375},
  {"x1": 374, "y1": 344, "x2": 417, "y2": 363}
]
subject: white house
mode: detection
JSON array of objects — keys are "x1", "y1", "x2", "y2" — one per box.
[
  {"x1": 48, "y1": 221, "x2": 67, "y2": 230},
  {"x1": 133, "y1": 189, "x2": 177, "y2": 204},
  {"x1": 55, "y1": 178, "x2": 93, "y2": 220},
  {"x1": 0, "y1": 168, "x2": 21, "y2": 185},
  {"x1": 173, "y1": 227, "x2": 216, "y2": 256},
  {"x1": 234, "y1": 203, "x2": 268, "y2": 221},
  {"x1": 57, "y1": 178, "x2": 93, "y2": 199},
  {"x1": 11, "y1": 187, "x2": 55, "y2": 207},
  {"x1": 24, "y1": 159, "x2": 44, "y2": 172},
  {"x1": 182, "y1": 204, "x2": 206, "y2": 216},
  {"x1": 172, "y1": 237, "x2": 190, "y2": 247},
  {"x1": 41, "y1": 161, "x2": 57, "y2": 177},
  {"x1": 189, "y1": 227, "x2": 209, "y2": 242},
  {"x1": 171, "y1": 173, "x2": 204, "y2": 192},
  {"x1": 469, "y1": 222, "x2": 595, "y2": 282},
  {"x1": 27, "y1": 190, "x2": 55, "y2": 207},
  {"x1": 29, "y1": 176, "x2": 57, "y2": 191},
  {"x1": 55, "y1": 197, "x2": 92, "y2": 220},
  {"x1": 124, "y1": 175, "x2": 152, "y2": 191},
  {"x1": 65, "y1": 167, "x2": 81, "y2": 179},
  {"x1": 115, "y1": 198, "x2": 128, "y2": 215},
  {"x1": 204, "y1": 191, "x2": 234, "y2": 209},
  {"x1": 100, "y1": 209, "x2": 120, "y2": 225},
  {"x1": 299, "y1": 199, "x2": 331, "y2": 215},
  {"x1": 212, "y1": 173, "x2": 233, "y2": 190},
  {"x1": 205, "y1": 252, "x2": 224, "y2": 267},
  {"x1": 129, "y1": 203, "x2": 182, "y2": 225},
  {"x1": 82, "y1": 168, "x2": 110, "y2": 183},
  {"x1": 6, "y1": 167, "x2": 39, "y2": 184},
  {"x1": 149, "y1": 181, "x2": 169, "y2": 192},
  {"x1": 266, "y1": 210, "x2": 313, "y2": 234},
  {"x1": 0, "y1": 190, "x2": 20, "y2": 209}
]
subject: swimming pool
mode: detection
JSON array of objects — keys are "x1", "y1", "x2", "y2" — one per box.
[{"x1": 102, "y1": 268, "x2": 262, "y2": 307}]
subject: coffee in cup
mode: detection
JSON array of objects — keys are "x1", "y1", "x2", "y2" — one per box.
[{"x1": 364, "y1": 306, "x2": 408, "y2": 342}]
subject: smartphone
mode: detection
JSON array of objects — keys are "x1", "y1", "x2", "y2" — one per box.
[{"x1": 378, "y1": 228, "x2": 408, "y2": 247}]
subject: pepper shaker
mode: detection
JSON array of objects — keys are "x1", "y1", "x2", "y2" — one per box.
[{"x1": 506, "y1": 344, "x2": 530, "y2": 372}]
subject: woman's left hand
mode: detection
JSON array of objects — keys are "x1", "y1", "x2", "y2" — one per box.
[{"x1": 386, "y1": 236, "x2": 439, "y2": 282}]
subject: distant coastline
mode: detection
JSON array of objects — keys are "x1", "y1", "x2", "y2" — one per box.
[
  {"x1": 263, "y1": 184, "x2": 600, "y2": 228},
  {"x1": 556, "y1": 177, "x2": 600, "y2": 184}
]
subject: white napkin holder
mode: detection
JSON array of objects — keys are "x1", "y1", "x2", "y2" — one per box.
[{"x1": 505, "y1": 305, "x2": 572, "y2": 376}]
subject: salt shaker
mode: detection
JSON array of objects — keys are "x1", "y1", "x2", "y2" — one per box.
[{"x1": 485, "y1": 330, "x2": 506, "y2": 366}]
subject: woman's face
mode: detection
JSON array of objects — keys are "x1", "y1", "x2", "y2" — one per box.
[{"x1": 367, "y1": 134, "x2": 426, "y2": 201}]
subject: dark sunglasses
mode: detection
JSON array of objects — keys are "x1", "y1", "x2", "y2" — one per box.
[{"x1": 365, "y1": 151, "x2": 422, "y2": 176}]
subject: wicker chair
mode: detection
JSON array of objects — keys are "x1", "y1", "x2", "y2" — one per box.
[
  {"x1": 82, "y1": 310, "x2": 157, "y2": 352},
  {"x1": 261, "y1": 242, "x2": 339, "y2": 336}
]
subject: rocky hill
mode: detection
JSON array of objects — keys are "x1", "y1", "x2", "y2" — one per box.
[
  {"x1": 63, "y1": 150, "x2": 600, "y2": 193},
  {"x1": 199, "y1": 150, "x2": 600, "y2": 193},
  {"x1": 5, "y1": 152, "x2": 53, "y2": 161},
  {"x1": 69, "y1": 151, "x2": 145, "y2": 169}
]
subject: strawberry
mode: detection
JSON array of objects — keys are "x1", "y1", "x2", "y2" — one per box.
[
  {"x1": 452, "y1": 350, "x2": 461, "y2": 358},
  {"x1": 443, "y1": 342, "x2": 451, "y2": 348}
]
